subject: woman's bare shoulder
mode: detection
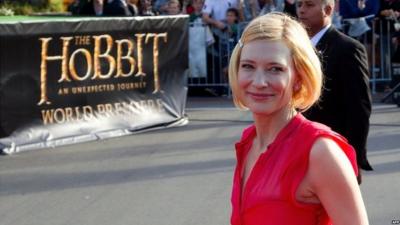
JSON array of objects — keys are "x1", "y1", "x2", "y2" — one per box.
[{"x1": 307, "y1": 137, "x2": 358, "y2": 187}]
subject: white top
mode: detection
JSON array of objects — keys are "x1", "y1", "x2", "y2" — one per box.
[
  {"x1": 202, "y1": 0, "x2": 239, "y2": 21},
  {"x1": 310, "y1": 24, "x2": 331, "y2": 47}
]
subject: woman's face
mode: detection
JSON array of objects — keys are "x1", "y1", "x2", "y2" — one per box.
[{"x1": 237, "y1": 39, "x2": 297, "y2": 116}]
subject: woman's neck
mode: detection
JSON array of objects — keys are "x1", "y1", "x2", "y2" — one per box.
[{"x1": 252, "y1": 106, "x2": 297, "y2": 151}]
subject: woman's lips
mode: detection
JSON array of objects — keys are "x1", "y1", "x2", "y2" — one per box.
[{"x1": 247, "y1": 92, "x2": 274, "y2": 100}]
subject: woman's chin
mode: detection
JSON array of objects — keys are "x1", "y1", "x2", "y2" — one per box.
[
  {"x1": 246, "y1": 102, "x2": 288, "y2": 116},
  {"x1": 247, "y1": 106, "x2": 275, "y2": 115}
]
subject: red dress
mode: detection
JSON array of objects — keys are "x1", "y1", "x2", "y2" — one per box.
[{"x1": 231, "y1": 114, "x2": 358, "y2": 225}]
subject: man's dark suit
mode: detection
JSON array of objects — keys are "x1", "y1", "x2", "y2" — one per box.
[{"x1": 304, "y1": 26, "x2": 373, "y2": 171}]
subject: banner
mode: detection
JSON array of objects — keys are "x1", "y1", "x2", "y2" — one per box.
[{"x1": 0, "y1": 16, "x2": 189, "y2": 154}]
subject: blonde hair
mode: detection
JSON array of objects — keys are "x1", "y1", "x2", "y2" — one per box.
[{"x1": 228, "y1": 13, "x2": 323, "y2": 112}]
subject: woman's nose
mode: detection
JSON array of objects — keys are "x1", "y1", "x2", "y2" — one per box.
[{"x1": 252, "y1": 69, "x2": 268, "y2": 88}]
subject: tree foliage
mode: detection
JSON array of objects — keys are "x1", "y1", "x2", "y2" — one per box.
[{"x1": 0, "y1": 0, "x2": 65, "y2": 15}]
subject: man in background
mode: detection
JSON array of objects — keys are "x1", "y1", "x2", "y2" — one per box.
[{"x1": 296, "y1": 0, "x2": 373, "y2": 183}]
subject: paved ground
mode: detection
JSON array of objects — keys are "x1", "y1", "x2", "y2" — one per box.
[{"x1": 0, "y1": 97, "x2": 399, "y2": 225}]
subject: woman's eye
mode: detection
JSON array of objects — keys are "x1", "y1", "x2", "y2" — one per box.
[
  {"x1": 269, "y1": 67, "x2": 284, "y2": 73},
  {"x1": 241, "y1": 64, "x2": 254, "y2": 69}
]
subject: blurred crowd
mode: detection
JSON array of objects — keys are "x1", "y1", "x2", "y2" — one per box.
[
  {"x1": 66, "y1": 0, "x2": 297, "y2": 18},
  {"x1": 65, "y1": 0, "x2": 400, "y2": 26},
  {"x1": 66, "y1": 0, "x2": 400, "y2": 42},
  {"x1": 66, "y1": 0, "x2": 400, "y2": 65}
]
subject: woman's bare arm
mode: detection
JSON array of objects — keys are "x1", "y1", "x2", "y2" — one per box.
[{"x1": 308, "y1": 137, "x2": 369, "y2": 225}]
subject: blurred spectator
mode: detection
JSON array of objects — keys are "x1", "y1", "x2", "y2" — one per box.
[
  {"x1": 331, "y1": 0, "x2": 342, "y2": 30},
  {"x1": 221, "y1": 8, "x2": 240, "y2": 76},
  {"x1": 238, "y1": 0, "x2": 260, "y2": 22},
  {"x1": 258, "y1": 0, "x2": 294, "y2": 15},
  {"x1": 68, "y1": 0, "x2": 85, "y2": 15},
  {"x1": 126, "y1": 0, "x2": 140, "y2": 15},
  {"x1": 340, "y1": 0, "x2": 380, "y2": 19},
  {"x1": 181, "y1": 0, "x2": 191, "y2": 14},
  {"x1": 187, "y1": 0, "x2": 204, "y2": 23},
  {"x1": 379, "y1": 0, "x2": 400, "y2": 25},
  {"x1": 140, "y1": 0, "x2": 156, "y2": 16},
  {"x1": 166, "y1": 0, "x2": 181, "y2": 15},
  {"x1": 154, "y1": 0, "x2": 169, "y2": 14},
  {"x1": 202, "y1": 0, "x2": 238, "y2": 96},
  {"x1": 339, "y1": 0, "x2": 379, "y2": 37},
  {"x1": 276, "y1": 0, "x2": 285, "y2": 11},
  {"x1": 202, "y1": 0, "x2": 238, "y2": 31},
  {"x1": 103, "y1": 0, "x2": 132, "y2": 16},
  {"x1": 260, "y1": 0, "x2": 285, "y2": 16},
  {"x1": 380, "y1": 1, "x2": 400, "y2": 90},
  {"x1": 283, "y1": 0, "x2": 296, "y2": 17},
  {"x1": 237, "y1": 0, "x2": 295, "y2": 21},
  {"x1": 79, "y1": 0, "x2": 132, "y2": 16},
  {"x1": 379, "y1": 0, "x2": 400, "y2": 74},
  {"x1": 258, "y1": 0, "x2": 273, "y2": 15},
  {"x1": 225, "y1": 7, "x2": 240, "y2": 39},
  {"x1": 80, "y1": 0, "x2": 105, "y2": 15}
]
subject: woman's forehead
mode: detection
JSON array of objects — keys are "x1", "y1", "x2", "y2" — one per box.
[{"x1": 240, "y1": 40, "x2": 292, "y2": 62}]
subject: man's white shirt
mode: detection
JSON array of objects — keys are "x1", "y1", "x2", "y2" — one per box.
[
  {"x1": 202, "y1": 0, "x2": 239, "y2": 21},
  {"x1": 311, "y1": 24, "x2": 331, "y2": 47}
]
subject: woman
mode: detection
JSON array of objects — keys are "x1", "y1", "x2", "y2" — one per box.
[{"x1": 229, "y1": 13, "x2": 369, "y2": 225}]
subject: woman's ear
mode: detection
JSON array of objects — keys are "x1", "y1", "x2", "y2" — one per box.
[
  {"x1": 294, "y1": 82, "x2": 301, "y2": 92},
  {"x1": 293, "y1": 77, "x2": 301, "y2": 92}
]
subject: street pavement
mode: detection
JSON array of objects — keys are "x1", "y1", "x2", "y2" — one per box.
[{"x1": 0, "y1": 97, "x2": 399, "y2": 225}]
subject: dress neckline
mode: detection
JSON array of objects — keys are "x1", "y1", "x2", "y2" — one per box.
[
  {"x1": 238, "y1": 113, "x2": 305, "y2": 208},
  {"x1": 237, "y1": 113, "x2": 304, "y2": 149}
]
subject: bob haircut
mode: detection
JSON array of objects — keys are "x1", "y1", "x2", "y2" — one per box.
[{"x1": 228, "y1": 13, "x2": 323, "y2": 112}]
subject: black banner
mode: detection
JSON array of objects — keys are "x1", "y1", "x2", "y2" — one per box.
[{"x1": 0, "y1": 16, "x2": 189, "y2": 153}]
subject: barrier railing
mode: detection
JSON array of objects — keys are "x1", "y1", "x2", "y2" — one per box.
[
  {"x1": 188, "y1": 23, "x2": 242, "y2": 96},
  {"x1": 343, "y1": 17, "x2": 399, "y2": 94}
]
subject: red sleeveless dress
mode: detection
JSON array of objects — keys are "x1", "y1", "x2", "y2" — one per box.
[{"x1": 230, "y1": 114, "x2": 358, "y2": 225}]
